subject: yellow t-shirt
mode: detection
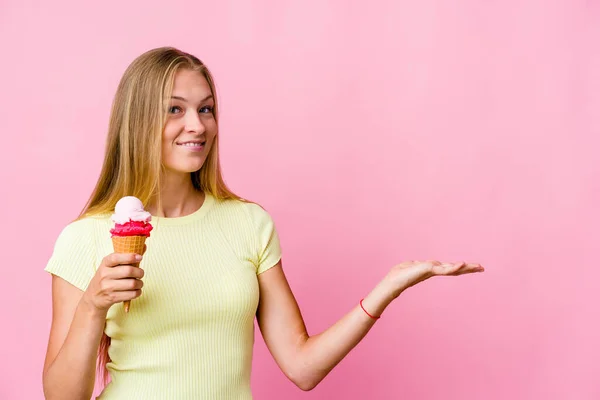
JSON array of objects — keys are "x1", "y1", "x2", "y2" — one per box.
[{"x1": 44, "y1": 194, "x2": 282, "y2": 399}]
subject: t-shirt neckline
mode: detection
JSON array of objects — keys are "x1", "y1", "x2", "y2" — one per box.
[{"x1": 150, "y1": 192, "x2": 215, "y2": 226}]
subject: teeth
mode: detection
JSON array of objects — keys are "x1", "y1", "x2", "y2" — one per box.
[{"x1": 179, "y1": 142, "x2": 203, "y2": 147}]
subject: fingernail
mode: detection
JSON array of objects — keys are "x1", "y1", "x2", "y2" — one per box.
[{"x1": 135, "y1": 255, "x2": 143, "y2": 261}]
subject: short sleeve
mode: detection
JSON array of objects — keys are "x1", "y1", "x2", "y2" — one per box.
[
  {"x1": 245, "y1": 203, "x2": 282, "y2": 275},
  {"x1": 44, "y1": 218, "x2": 98, "y2": 291}
]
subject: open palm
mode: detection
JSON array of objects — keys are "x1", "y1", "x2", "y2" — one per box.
[{"x1": 385, "y1": 260, "x2": 484, "y2": 298}]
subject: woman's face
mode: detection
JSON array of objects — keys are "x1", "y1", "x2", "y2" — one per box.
[{"x1": 162, "y1": 69, "x2": 217, "y2": 177}]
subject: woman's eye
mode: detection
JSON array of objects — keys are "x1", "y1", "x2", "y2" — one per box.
[
  {"x1": 169, "y1": 106, "x2": 182, "y2": 114},
  {"x1": 199, "y1": 106, "x2": 213, "y2": 114}
]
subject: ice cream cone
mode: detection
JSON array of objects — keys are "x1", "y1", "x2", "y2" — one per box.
[
  {"x1": 110, "y1": 196, "x2": 153, "y2": 314},
  {"x1": 112, "y1": 235, "x2": 146, "y2": 313}
]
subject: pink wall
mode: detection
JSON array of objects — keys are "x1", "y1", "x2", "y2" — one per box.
[{"x1": 1, "y1": 1, "x2": 598, "y2": 399}]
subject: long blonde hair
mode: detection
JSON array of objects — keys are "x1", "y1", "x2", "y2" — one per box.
[{"x1": 83, "y1": 47, "x2": 243, "y2": 385}]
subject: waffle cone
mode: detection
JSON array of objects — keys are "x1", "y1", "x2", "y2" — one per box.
[{"x1": 112, "y1": 235, "x2": 147, "y2": 313}]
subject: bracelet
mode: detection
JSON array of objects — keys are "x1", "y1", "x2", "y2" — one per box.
[{"x1": 360, "y1": 298, "x2": 381, "y2": 320}]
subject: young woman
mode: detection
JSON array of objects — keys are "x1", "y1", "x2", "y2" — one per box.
[{"x1": 42, "y1": 47, "x2": 484, "y2": 400}]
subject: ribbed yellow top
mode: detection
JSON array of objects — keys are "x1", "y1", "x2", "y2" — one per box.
[{"x1": 44, "y1": 194, "x2": 282, "y2": 399}]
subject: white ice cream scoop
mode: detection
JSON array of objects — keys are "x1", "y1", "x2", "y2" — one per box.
[{"x1": 111, "y1": 196, "x2": 152, "y2": 224}]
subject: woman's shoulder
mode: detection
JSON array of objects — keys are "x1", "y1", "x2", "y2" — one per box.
[
  {"x1": 210, "y1": 196, "x2": 281, "y2": 269},
  {"x1": 213, "y1": 196, "x2": 274, "y2": 224},
  {"x1": 54, "y1": 214, "x2": 111, "y2": 243},
  {"x1": 46, "y1": 215, "x2": 109, "y2": 291}
]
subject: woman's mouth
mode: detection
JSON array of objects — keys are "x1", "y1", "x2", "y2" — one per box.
[{"x1": 176, "y1": 140, "x2": 205, "y2": 151}]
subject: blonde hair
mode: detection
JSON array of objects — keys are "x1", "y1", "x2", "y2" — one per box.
[{"x1": 81, "y1": 47, "x2": 243, "y2": 385}]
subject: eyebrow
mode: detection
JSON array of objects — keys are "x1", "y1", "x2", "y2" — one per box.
[{"x1": 170, "y1": 94, "x2": 213, "y2": 103}]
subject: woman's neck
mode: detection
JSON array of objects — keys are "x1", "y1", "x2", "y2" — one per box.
[{"x1": 147, "y1": 173, "x2": 205, "y2": 218}]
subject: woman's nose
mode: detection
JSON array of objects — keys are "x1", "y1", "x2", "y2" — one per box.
[{"x1": 184, "y1": 111, "x2": 205, "y2": 133}]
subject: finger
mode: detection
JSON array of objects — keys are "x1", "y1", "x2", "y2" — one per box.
[
  {"x1": 465, "y1": 263, "x2": 484, "y2": 272},
  {"x1": 439, "y1": 261, "x2": 463, "y2": 268},
  {"x1": 110, "y1": 265, "x2": 145, "y2": 280},
  {"x1": 104, "y1": 253, "x2": 143, "y2": 268},
  {"x1": 111, "y1": 278, "x2": 144, "y2": 292},
  {"x1": 111, "y1": 290, "x2": 143, "y2": 303},
  {"x1": 439, "y1": 261, "x2": 465, "y2": 274},
  {"x1": 449, "y1": 262, "x2": 484, "y2": 275},
  {"x1": 426, "y1": 260, "x2": 442, "y2": 266}
]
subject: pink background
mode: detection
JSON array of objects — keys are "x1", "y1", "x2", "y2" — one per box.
[{"x1": 1, "y1": 1, "x2": 598, "y2": 399}]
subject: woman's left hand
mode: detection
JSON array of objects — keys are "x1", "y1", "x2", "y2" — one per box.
[{"x1": 384, "y1": 260, "x2": 484, "y2": 299}]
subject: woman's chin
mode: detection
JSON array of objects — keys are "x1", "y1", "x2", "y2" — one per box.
[
  {"x1": 183, "y1": 165, "x2": 205, "y2": 174},
  {"x1": 163, "y1": 163, "x2": 206, "y2": 176}
]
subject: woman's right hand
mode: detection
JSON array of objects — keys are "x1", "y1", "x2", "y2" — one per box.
[{"x1": 82, "y1": 252, "x2": 145, "y2": 313}]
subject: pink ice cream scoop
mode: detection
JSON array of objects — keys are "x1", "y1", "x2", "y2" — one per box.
[{"x1": 110, "y1": 196, "x2": 153, "y2": 237}]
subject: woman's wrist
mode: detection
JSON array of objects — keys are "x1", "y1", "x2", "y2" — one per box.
[
  {"x1": 361, "y1": 279, "x2": 398, "y2": 318},
  {"x1": 79, "y1": 293, "x2": 108, "y2": 322}
]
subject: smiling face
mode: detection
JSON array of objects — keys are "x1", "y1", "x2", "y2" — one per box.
[{"x1": 162, "y1": 68, "x2": 217, "y2": 180}]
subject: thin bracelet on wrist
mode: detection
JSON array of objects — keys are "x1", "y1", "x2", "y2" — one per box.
[{"x1": 360, "y1": 298, "x2": 381, "y2": 320}]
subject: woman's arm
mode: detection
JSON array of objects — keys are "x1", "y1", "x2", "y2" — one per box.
[
  {"x1": 43, "y1": 252, "x2": 145, "y2": 400},
  {"x1": 256, "y1": 259, "x2": 483, "y2": 391},
  {"x1": 43, "y1": 276, "x2": 106, "y2": 400}
]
